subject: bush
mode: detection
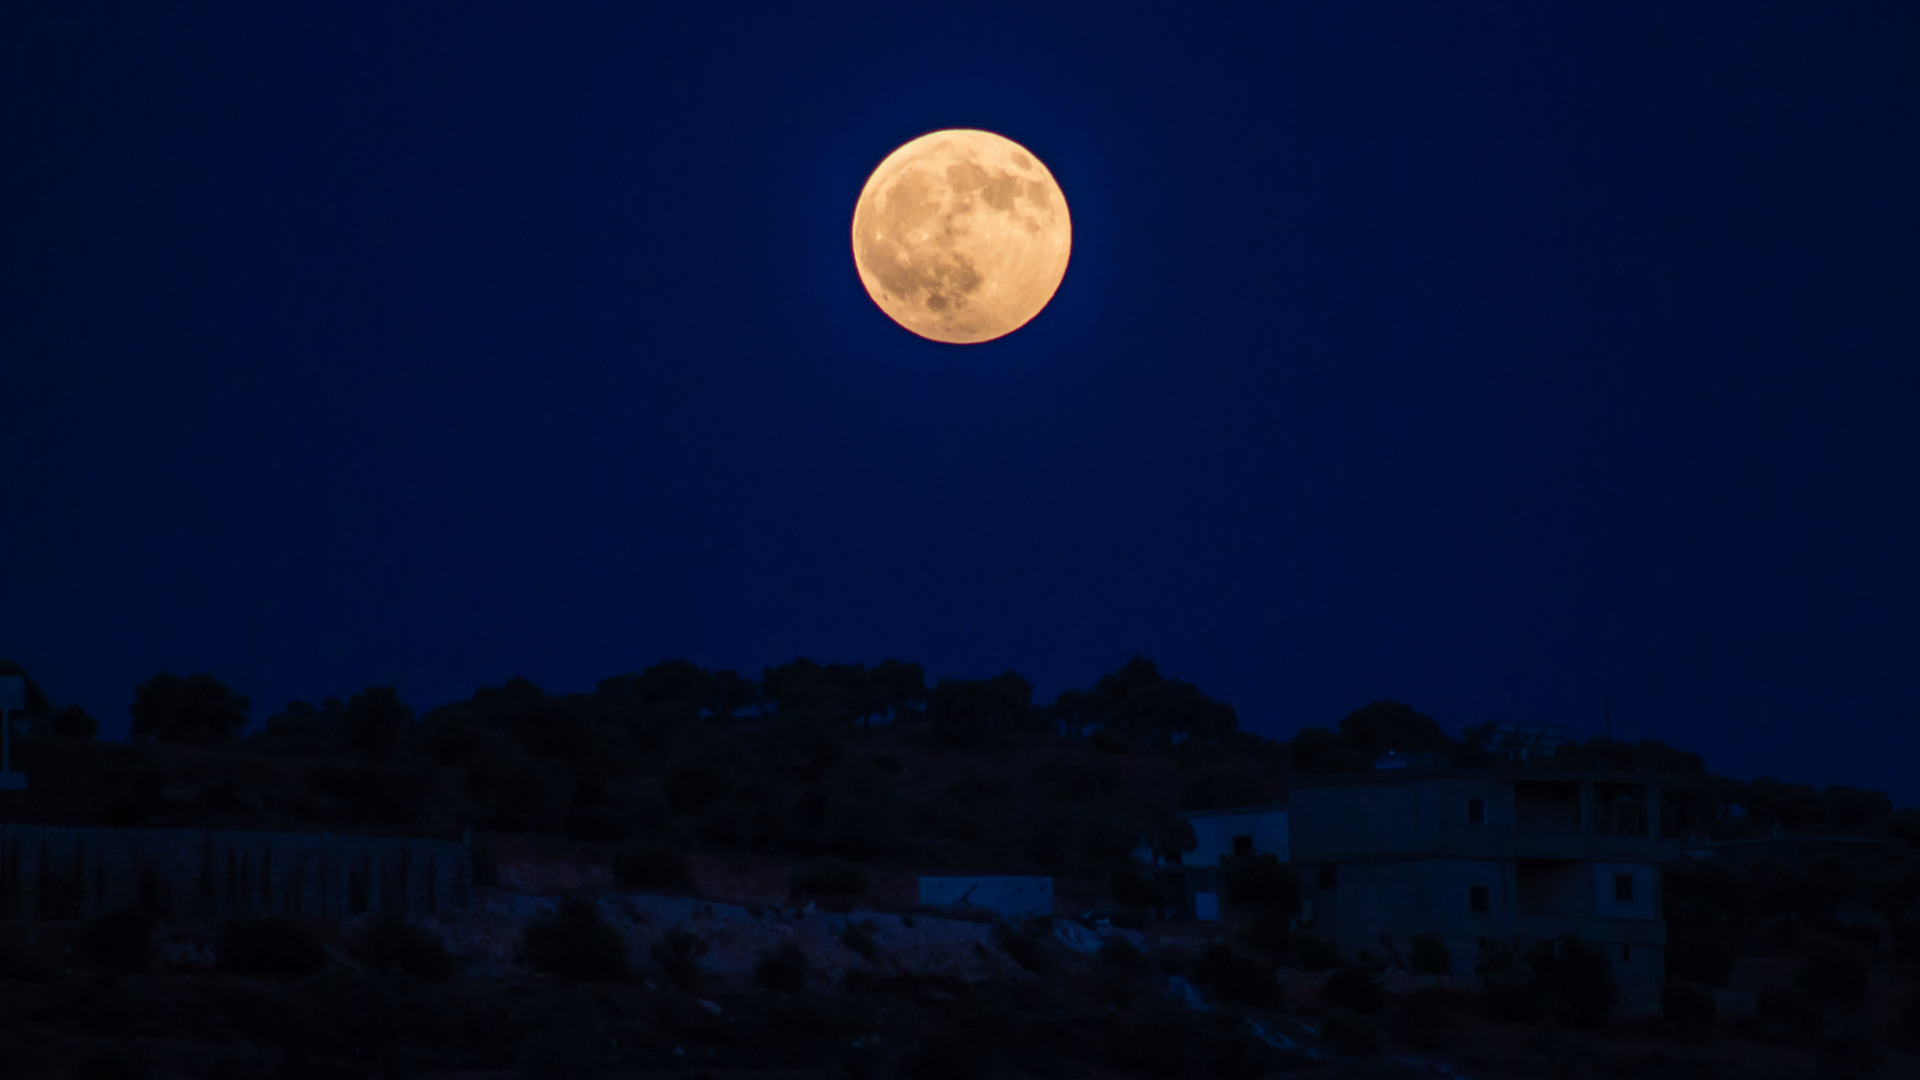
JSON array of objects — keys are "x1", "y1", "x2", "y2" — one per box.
[
  {"x1": 1324, "y1": 966, "x2": 1384, "y2": 1014},
  {"x1": 1319, "y1": 1010, "x2": 1385, "y2": 1058},
  {"x1": 1816, "y1": 1032, "x2": 1884, "y2": 1079},
  {"x1": 1218, "y1": 853, "x2": 1300, "y2": 916},
  {"x1": 217, "y1": 915, "x2": 329, "y2": 978},
  {"x1": 469, "y1": 829, "x2": 498, "y2": 887},
  {"x1": 841, "y1": 924, "x2": 878, "y2": 961},
  {"x1": 790, "y1": 859, "x2": 868, "y2": 901},
  {"x1": 650, "y1": 929, "x2": 706, "y2": 991},
  {"x1": 80, "y1": 907, "x2": 156, "y2": 974},
  {"x1": 755, "y1": 941, "x2": 811, "y2": 993},
  {"x1": 1192, "y1": 941, "x2": 1278, "y2": 1005},
  {"x1": 1110, "y1": 867, "x2": 1160, "y2": 908},
  {"x1": 611, "y1": 840, "x2": 697, "y2": 894},
  {"x1": 354, "y1": 910, "x2": 457, "y2": 982},
  {"x1": 1756, "y1": 985, "x2": 1821, "y2": 1036},
  {"x1": 520, "y1": 897, "x2": 628, "y2": 981},
  {"x1": 1797, "y1": 949, "x2": 1868, "y2": 1004},
  {"x1": 1661, "y1": 981, "x2": 1718, "y2": 1035},
  {"x1": 1100, "y1": 936, "x2": 1149, "y2": 978},
  {"x1": 1089, "y1": 728, "x2": 1130, "y2": 755},
  {"x1": 1903, "y1": 990, "x2": 1920, "y2": 1043},
  {"x1": 74, "y1": 1042, "x2": 152, "y2": 1080},
  {"x1": 1110, "y1": 905, "x2": 1150, "y2": 930},
  {"x1": 995, "y1": 920, "x2": 1054, "y2": 975},
  {"x1": 1477, "y1": 940, "x2": 1539, "y2": 1025},
  {"x1": 1525, "y1": 935, "x2": 1619, "y2": 1029},
  {"x1": 1408, "y1": 932, "x2": 1450, "y2": 976},
  {"x1": 1291, "y1": 931, "x2": 1341, "y2": 972}
]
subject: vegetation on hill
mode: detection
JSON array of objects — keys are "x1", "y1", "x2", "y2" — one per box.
[{"x1": 2, "y1": 655, "x2": 1919, "y2": 1078}]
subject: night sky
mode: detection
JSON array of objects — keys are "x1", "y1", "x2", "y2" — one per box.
[{"x1": 6, "y1": 5, "x2": 1917, "y2": 803}]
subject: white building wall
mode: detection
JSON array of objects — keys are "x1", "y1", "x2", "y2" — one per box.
[
  {"x1": 918, "y1": 876, "x2": 1053, "y2": 918},
  {"x1": 1592, "y1": 863, "x2": 1658, "y2": 920},
  {"x1": 1178, "y1": 807, "x2": 1290, "y2": 866}
]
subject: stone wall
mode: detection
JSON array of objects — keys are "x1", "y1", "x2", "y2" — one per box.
[
  {"x1": 917, "y1": 876, "x2": 1052, "y2": 919},
  {"x1": 0, "y1": 825, "x2": 470, "y2": 922}
]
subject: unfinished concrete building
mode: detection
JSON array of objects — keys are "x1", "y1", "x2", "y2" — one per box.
[{"x1": 1290, "y1": 766, "x2": 1679, "y2": 998}]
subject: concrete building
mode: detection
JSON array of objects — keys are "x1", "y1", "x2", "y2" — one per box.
[
  {"x1": 1290, "y1": 767, "x2": 1679, "y2": 998},
  {"x1": 1134, "y1": 805, "x2": 1289, "y2": 921}
]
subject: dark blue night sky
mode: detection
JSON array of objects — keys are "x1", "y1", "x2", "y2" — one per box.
[{"x1": 6, "y1": 5, "x2": 1917, "y2": 801}]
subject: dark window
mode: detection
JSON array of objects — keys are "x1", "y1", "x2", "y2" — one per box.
[
  {"x1": 1319, "y1": 864, "x2": 1337, "y2": 889},
  {"x1": 1614, "y1": 873, "x2": 1634, "y2": 903},
  {"x1": 1232, "y1": 835, "x2": 1253, "y2": 858},
  {"x1": 1470, "y1": 885, "x2": 1489, "y2": 913},
  {"x1": 1468, "y1": 798, "x2": 1486, "y2": 825}
]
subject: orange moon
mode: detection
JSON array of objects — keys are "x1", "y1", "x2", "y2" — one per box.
[{"x1": 852, "y1": 129, "x2": 1071, "y2": 344}]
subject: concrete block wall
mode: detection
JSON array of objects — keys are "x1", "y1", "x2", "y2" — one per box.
[
  {"x1": 0, "y1": 825, "x2": 471, "y2": 922},
  {"x1": 918, "y1": 876, "x2": 1053, "y2": 919}
]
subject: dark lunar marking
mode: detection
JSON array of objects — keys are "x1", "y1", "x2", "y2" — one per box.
[
  {"x1": 1011, "y1": 151, "x2": 1031, "y2": 169},
  {"x1": 979, "y1": 169, "x2": 1020, "y2": 212},
  {"x1": 946, "y1": 162, "x2": 991, "y2": 193},
  {"x1": 1024, "y1": 180, "x2": 1050, "y2": 209}
]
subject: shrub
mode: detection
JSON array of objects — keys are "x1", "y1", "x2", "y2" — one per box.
[
  {"x1": 354, "y1": 910, "x2": 457, "y2": 982},
  {"x1": 1796, "y1": 949, "x2": 1868, "y2": 1004},
  {"x1": 755, "y1": 941, "x2": 811, "y2": 993},
  {"x1": 1319, "y1": 1010, "x2": 1385, "y2": 1059},
  {"x1": 1192, "y1": 941, "x2": 1278, "y2": 1005},
  {"x1": 790, "y1": 858, "x2": 868, "y2": 901},
  {"x1": 841, "y1": 925, "x2": 878, "y2": 961},
  {"x1": 1111, "y1": 905, "x2": 1151, "y2": 930},
  {"x1": 1816, "y1": 1032, "x2": 1884, "y2": 1079},
  {"x1": 1408, "y1": 932, "x2": 1450, "y2": 976},
  {"x1": 1291, "y1": 931, "x2": 1341, "y2": 972},
  {"x1": 1324, "y1": 966, "x2": 1384, "y2": 1014},
  {"x1": 216, "y1": 915, "x2": 329, "y2": 978},
  {"x1": 1477, "y1": 940, "x2": 1539, "y2": 1025},
  {"x1": 650, "y1": 929, "x2": 706, "y2": 991},
  {"x1": 995, "y1": 920, "x2": 1054, "y2": 975},
  {"x1": 1756, "y1": 985, "x2": 1821, "y2": 1036},
  {"x1": 73, "y1": 1042, "x2": 152, "y2": 1080},
  {"x1": 1661, "y1": 981, "x2": 1718, "y2": 1035},
  {"x1": 1218, "y1": 853, "x2": 1301, "y2": 916},
  {"x1": 611, "y1": 840, "x2": 697, "y2": 894},
  {"x1": 1525, "y1": 935, "x2": 1619, "y2": 1029},
  {"x1": 79, "y1": 907, "x2": 156, "y2": 974},
  {"x1": 1903, "y1": 990, "x2": 1920, "y2": 1043},
  {"x1": 521, "y1": 897, "x2": 628, "y2": 981},
  {"x1": 469, "y1": 829, "x2": 498, "y2": 887},
  {"x1": 1088, "y1": 728, "x2": 1130, "y2": 755},
  {"x1": 1110, "y1": 867, "x2": 1160, "y2": 908},
  {"x1": 1100, "y1": 936, "x2": 1149, "y2": 978}
]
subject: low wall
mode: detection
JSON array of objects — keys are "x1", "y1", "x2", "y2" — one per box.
[
  {"x1": 0, "y1": 825, "x2": 471, "y2": 922},
  {"x1": 918, "y1": 876, "x2": 1052, "y2": 919}
]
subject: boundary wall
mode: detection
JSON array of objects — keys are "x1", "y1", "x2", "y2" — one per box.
[{"x1": 0, "y1": 825, "x2": 470, "y2": 922}]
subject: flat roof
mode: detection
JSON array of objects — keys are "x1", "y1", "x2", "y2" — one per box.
[{"x1": 1288, "y1": 767, "x2": 1701, "y2": 787}]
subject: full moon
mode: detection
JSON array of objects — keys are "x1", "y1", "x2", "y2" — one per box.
[{"x1": 852, "y1": 129, "x2": 1071, "y2": 344}]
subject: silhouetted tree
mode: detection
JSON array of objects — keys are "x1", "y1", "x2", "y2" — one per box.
[
  {"x1": 1068, "y1": 656, "x2": 1239, "y2": 748},
  {"x1": 1287, "y1": 726, "x2": 1371, "y2": 774},
  {"x1": 1336, "y1": 701, "x2": 1457, "y2": 762},
  {"x1": 926, "y1": 670, "x2": 1045, "y2": 748},
  {"x1": 340, "y1": 684, "x2": 413, "y2": 763},
  {"x1": 128, "y1": 671, "x2": 248, "y2": 747},
  {"x1": 39, "y1": 704, "x2": 97, "y2": 740},
  {"x1": 0, "y1": 661, "x2": 52, "y2": 727}
]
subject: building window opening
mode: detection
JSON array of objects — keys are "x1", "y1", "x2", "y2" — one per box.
[
  {"x1": 1470, "y1": 885, "x2": 1489, "y2": 913},
  {"x1": 1232, "y1": 835, "x2": 1253, "y2": 858},
  {"x1": 1614, "y1": 873, "x2": 1634, "y2": 903},
  {"x1": 1468, "y1": 798, "x2": 1486, "y2": 825},
  {"x1": 1319, "y1": 864, "x2": 1337, "y2": 889}
]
